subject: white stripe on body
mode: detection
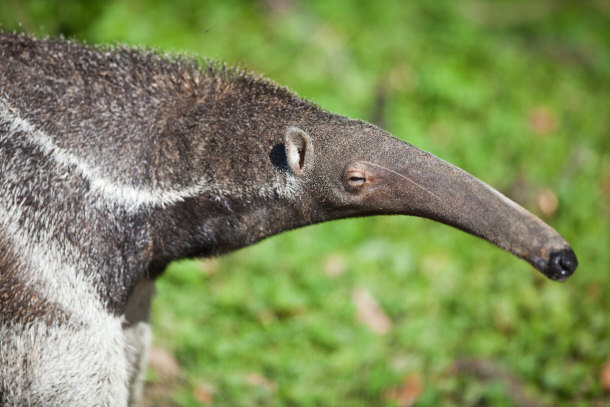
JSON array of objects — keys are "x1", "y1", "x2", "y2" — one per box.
[
  {"x1": 0, "y1": 101, "x2": 208, "y2": 209},
  {"x1": 1, "y1": 103, "x2": 133, "y2": 405},
  {"x1": 0, "y1": 101, "x2": 302, "y2": 212}
]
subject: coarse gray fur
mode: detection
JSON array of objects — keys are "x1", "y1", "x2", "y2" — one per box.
[{"x1": 0, "y1": 33, "x2": 577, "y2": 406}]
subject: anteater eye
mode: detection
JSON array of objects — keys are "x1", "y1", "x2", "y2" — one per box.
[{"x1": 346, "y1": 171, "x2": 367, "y2": 188}]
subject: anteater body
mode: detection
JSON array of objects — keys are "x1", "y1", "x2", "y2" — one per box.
[{"x1": 0, "y1": 34, "x2": 577, "y2": 406}]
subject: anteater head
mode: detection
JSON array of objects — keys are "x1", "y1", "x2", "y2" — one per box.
[{"x1": 279, "y1": 115, "x2": 577, "y2": 281}]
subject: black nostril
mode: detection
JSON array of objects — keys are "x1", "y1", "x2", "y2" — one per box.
[
  {"x1": 547, "y1": 249, "x2": 578, "y2": 281},
  {"x1": 560, "y1": 252, "x2": 577, "y2": 271}
]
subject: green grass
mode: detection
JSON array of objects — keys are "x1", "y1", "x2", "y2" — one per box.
[{"x1": 2, "y1": 1, "x2": 609, "y2": 405}]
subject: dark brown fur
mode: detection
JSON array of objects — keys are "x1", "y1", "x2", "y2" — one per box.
[{"x1": 0, "y1": 233, "x2": 68, "y2": 325}]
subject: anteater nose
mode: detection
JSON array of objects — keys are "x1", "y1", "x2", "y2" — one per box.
[{"x1": 547, "y1": 249, "x2": 578, "y2": 282}]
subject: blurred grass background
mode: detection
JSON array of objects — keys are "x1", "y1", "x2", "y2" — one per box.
[{"x1": 1, "y1": 0, "x2": 609, "y2": 405}]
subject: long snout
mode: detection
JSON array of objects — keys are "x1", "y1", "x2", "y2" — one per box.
[{"x1": 356, "y1": 143, "x2": 577, "y2": 281}]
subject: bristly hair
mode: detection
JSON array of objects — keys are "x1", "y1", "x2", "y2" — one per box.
[
  {"x1": 2, "y1": 31, "x2": 314, "y2": 113},
  {"x1": 76, "y1": 32, "x2": 312, "y2": 110}
]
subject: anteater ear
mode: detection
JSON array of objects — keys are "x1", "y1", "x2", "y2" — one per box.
[{"x1": 284, "y1": 126, "x2": 314, "y2": 177}]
